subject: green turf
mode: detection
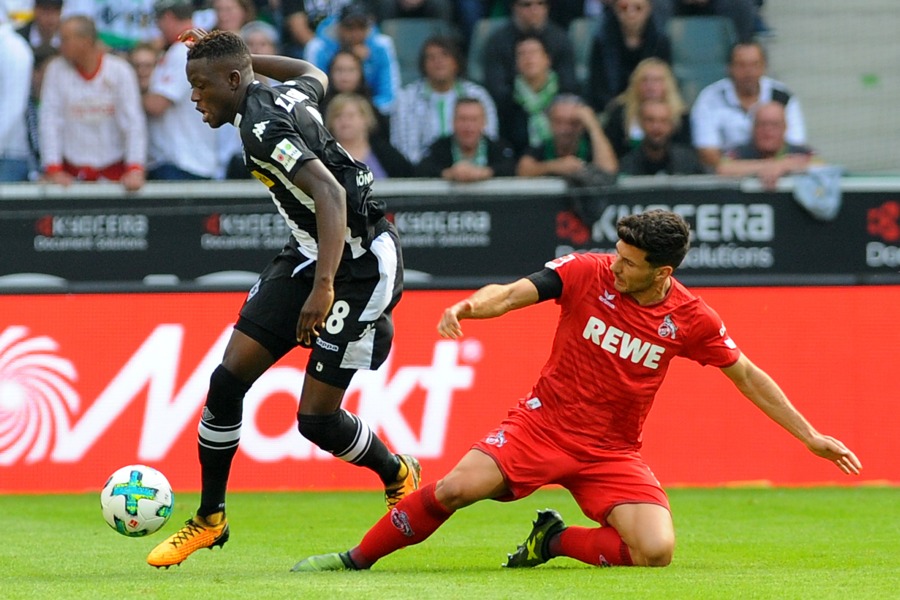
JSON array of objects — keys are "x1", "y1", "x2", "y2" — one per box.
[{"x1": 1, "y1": 487, "x2": 898, "y2": 599}]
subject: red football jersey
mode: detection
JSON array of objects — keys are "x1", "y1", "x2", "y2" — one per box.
[{"x1": 519, "y1": 253, "x2": 741, "y2": 454}]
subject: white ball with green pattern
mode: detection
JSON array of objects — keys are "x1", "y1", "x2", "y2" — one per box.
[{"x1": 100, "y1": 465, "x2": 174, "y2": 537}]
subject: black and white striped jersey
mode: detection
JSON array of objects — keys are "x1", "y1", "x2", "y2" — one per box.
[{"x1": 235, "y1": 76, "x2": 383, "y2": 261}]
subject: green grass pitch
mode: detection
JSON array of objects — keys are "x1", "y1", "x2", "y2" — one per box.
[{"x1": 2, "y1": 486, "x2": 898, "y2": 599}]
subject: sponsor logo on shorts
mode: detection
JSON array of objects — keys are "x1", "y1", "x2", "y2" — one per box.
[
  {"x1": 390, "y1": 508, "x2": 415, "y2": 537},
  {"x1": 315, "y1": 337, "x2": 339, "y2": 352}
]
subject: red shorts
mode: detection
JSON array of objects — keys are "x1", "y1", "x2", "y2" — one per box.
[{"x1": 472, "y1": 409, "x2": 670, "y2": 526}]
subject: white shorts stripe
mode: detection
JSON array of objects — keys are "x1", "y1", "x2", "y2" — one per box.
[{"x1": 359, "y1": 231, "x2": 398, "y2": 322}]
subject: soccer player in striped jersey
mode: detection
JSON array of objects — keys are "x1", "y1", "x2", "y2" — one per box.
[{"x1": 147, "y1": 28, "x2": 419, "y2": 569}]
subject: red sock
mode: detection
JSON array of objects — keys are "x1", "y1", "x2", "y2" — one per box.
[
  {"x1": 551, "y1": 526, "x2": 633, "y2": 566},
  {"x1": 350, "y1": 482, "x2": 453, "y2": 568}
]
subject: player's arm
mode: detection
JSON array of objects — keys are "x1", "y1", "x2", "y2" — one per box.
[
  {"x1": 438, "y1": 267, "x2": 562, "y2": 339},
  {"x1": 291, "y1": 159, "x2": 346, "y2": 345},
  {"x1": 251, "y1": 54, "x2": 328, "y2": 93},
  {"x1": 721, "y1": 354, "x2": 862, "y2": 475},
  {"x1": 437, "y1": 278, "x2": 539, "y2": 339}
]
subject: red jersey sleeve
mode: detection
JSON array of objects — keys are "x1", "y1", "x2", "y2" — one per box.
[{"x1": 681, "y1": 298, "x2": 742, "y2": 368}]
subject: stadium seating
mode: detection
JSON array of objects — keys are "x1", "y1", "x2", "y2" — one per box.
[
  {"x1": 465, "y1": 17, "x2": 509, "y2": 85},
  {"x1": 667, "y1": 16, "x2": 737, "y2": 105},
  {"x1": 568, "y1": 17, "x2": 599, "y2": 100},
  {"x1": 379, "y1": 18, "x2": 460, "y2": 86}
]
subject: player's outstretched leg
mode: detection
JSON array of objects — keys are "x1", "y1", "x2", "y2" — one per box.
[
  {"x1": 291, "y1": 551, "x2": 358, "y2": 572},
  {"x1": 147, "y1": 512, "x2": 229, "y2": 568},
  {"x1": 503, "y1": 508, "x2": 567, "y2": 568},
  {"x1": 384, "y1": 454, "x2": 421, "y2": 510}
]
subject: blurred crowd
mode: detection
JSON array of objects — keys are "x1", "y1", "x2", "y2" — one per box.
[{"x1": 0, "y1": 0, "x2": 818, "y2": 192}]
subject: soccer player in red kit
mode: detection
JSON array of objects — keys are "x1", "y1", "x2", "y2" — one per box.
[{"x1": 292, "y1": 209, "x2": 862, "y2": 571}]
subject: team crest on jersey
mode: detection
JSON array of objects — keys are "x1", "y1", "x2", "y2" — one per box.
[
  {"x1": 252, "y1": 120, "x2": 269, "y2": 142},
  {"x1": 271, "y1": 139, "x2": 302, "y2": 170},
  {"x1": 599, "y1": 289, "x2": 617, "y2": 309},
  {"x1": 657, "y1": 314, "x2": 678, "y2": 340},
  {"x1": 485, "y1": 429, "x2": 507, "y2": 448}
]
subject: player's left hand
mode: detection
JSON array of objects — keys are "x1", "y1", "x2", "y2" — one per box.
[
  {"x1": 806, "y1": 434, "x2": 862, "y2": 475},
  {"x1": 296, "y1": 284, "x2": 334, "y2": 347}
]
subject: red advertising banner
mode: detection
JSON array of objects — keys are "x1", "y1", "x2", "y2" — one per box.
[{"x1": 0, "y1": 287, "x2": 896, "y2": 493}]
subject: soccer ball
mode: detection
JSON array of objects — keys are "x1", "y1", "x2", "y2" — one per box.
[{"x1": 100, "y1": 465, "x2": 174, "y2": 537}]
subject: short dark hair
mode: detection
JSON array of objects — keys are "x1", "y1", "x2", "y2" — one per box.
[
  {"x1": 419, "y1": 35, "x2": 463, "y2": 78},
  {"x1": 187, "y1": 30, "x2": 252, "y2": 72},
  {"x1": 617, "y1": 210, "x2": 691, "y2": 269},
  {"x1": 729, "y1": 41, "x2": 767, "y2": 65},
  {"x1": 454, "y1": 96, "x2": 484, "y2": 113}
]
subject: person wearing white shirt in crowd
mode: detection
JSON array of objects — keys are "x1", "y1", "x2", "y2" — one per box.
[
  {"x1": 690, "y1": 41, "x2": 806, "y2": 169},
  {"x1": 144, "y1": 0, "x2": 220, "y2": 180},
  {"x1": 0, "y1": 5, "x2": 34, "y2": 182},
  {"x1": 40, "y1": 15, "x2": 147, "y2": 191},
  {"x1": 390, "y1": 35, "x2": 498, "y2": 165}
]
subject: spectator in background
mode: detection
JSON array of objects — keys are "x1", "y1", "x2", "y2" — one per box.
[
  {"x1": 588, "y1": 0, "x2": 670, "y2": 113},
  {"x1": 320, "y1": 49, "x2": 389, "y2": 137},
  {"x1": 62, "y1": 0, "x2": 162, "y2": 51},
  {"x1": 619, "y1": 99, "x2": 706, "y2": 175},
  {"x1": 548, "y1": 0, "x2": 605, "y2": 29},
  {"x1": 603, "y1": 57, "x2": 690, "y2": 158},
  {"x1": 652, "y1": 0, "x2": 757, "y2": 44},
  {"x1": 26, "y1": 44, "x2": 59, "y2": 181},
  {"x1": 281, "y1": 0, "x2": 350, "y2": 58},
  {"x1": 691, "y1": 42, "x2": 806, "y2": 169},
  {"x1": 481, "y1": 0, "x2": 577, "y2": 117},
  {"x1": 500, "y1": 34, "x2": 579, "y2": 156},
  {"x1": 374, "y1": 0, "x2": 453, "y2": 21},
  {"x1": 304, "y1": 2, "x2": 401, "y2": 115},
  {"x1": 326, "y1": 92, "x2": 414, "y2": 179},
  {"x1": 516, "y1": 93, "x2": 617, "y2": 178},
  {"x1": 212, "y1": 0, "x2": 255, "y2": 33},
  {"x1": 129, "y1": 42, "x2": 161, "y2": 94},
  {"x1": 144, "y1": 0, "x2": 220, "y2": 180},
  {"x1": 416, "y1": 97, "x2": 516, "y2": 182},
  {"x1": 0, "y1": 8, "x2": 34, "y2": 182},
  {"x1": 240, "y1": 20, "x2": 281, "y2": 82},
  {"x1": 39, "y1": 15, "x2": 147, "y2": 191},
  {"x1": 391, "y1": 35, "x2": 498, "y2": 165},
  {"x1": 716, "y1": 102, "x2": 815, "y2": 190},
  {"x1": 16, "y1": 0, "x2": 63, "y2": 50}
]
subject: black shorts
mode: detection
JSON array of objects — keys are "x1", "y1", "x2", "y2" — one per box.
[{"x1": 236, "y1": 219, "x2": 403, "y2": 386}]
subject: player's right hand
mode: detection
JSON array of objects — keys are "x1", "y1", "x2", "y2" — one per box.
[{"x1": 437, "y1": 300, "x2": 472, "y2": 339}]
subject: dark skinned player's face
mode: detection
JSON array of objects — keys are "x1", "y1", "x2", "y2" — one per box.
[{"x1": 186, "y1": 58, "x2": 238, "y2": 129}]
